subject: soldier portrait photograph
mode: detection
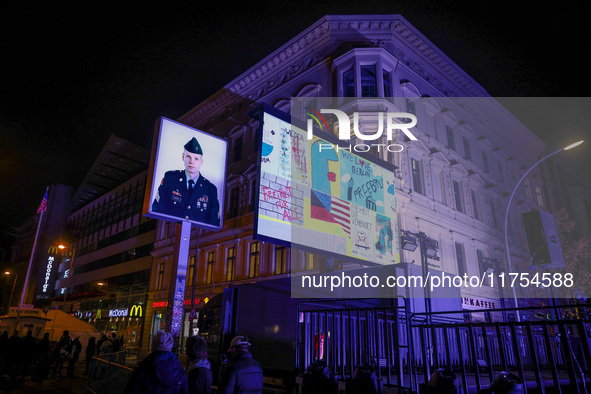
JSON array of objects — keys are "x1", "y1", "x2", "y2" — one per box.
[{"x1": 146, "y1": 118, "x2": 227, "y2": 229}]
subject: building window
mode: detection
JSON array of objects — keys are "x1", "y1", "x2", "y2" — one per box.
[
  {"x1": 248, "y1": 242, "x2": 260, "y2": 278},
  {"x1": 453, "y1": 180, "x2": 464, "y2": 213},
  {"x1": 188, "y1": 256, "x2": 195, "y2": 286},
  {"x1": 524, "y1": 179, "x2": 532, "y2": 199},
  {"x1": 206, "y1": 252, "x2": 215, "y2": 284},
  {"x1": 157, "y1": 263, "x2": 165, "y2": 291},
  {"x1": 446, "y1": 126, "x2": 455, "y2": 150},
  {"x1": 411, "y1": 158, "x2": 424, "y2": 195},
  {"x1": 482, "y1": 151, "x2": 489, "y2": 173},
  {"x1": 383, "y1": 69, "x2": 392, "y2": 97},
  {"x1": 343, "y1": 68, "x2": 355, "y2": 97},
  {"x1": 536, "y1": 186, "x2": 544, "y2": 207},
  {"x1": 463, "y1": 137, "x2": 471, "y2": 161},
  {"x1": 497, "y1": 161, "x2": 504, "y2": 183},
  {"x1": 274, "y1": 245, "x2": 287, "y2": 275},
  {"x1": 233, "y1": 136, "x2": 243, "y2": 162},
  {"x1": 455, "y1": 242, "x2": 467, "y2": 275},
  {"x1": 305, "y1": 253, "x2": 317, "y2": 270},
  {"x1": 491, "y1": 202, "x2": 499, "y2": 229},
  {"x1": 471, "y1": 190, "x2": 480, "y2": 220},
  {"x1": 228, "y1": 187, "x2": 239, "y2": 218},
  {"x1": 360, "y1": 65, "x2": 377, "y2": 97},
  {"x1": 225, "y1": 247, "x2": 236, "y2": 282}
]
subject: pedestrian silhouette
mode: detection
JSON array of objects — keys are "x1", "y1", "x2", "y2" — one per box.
[
  {"x1": 218, "y1": 335, "x2": 263, "y2": 394},
  {"x1": 124, "y1": 330, "x2": 188, "y2": 393},
  {"x1": 185, "y1": 335, "x2": 212, "y2": 394},
  {"x1": 52, "y1": 330, "x2": 71, "y2": 377},
  {"x1": 66, "y1": 336, "x2": 82, "y2": 377},
  {"x1": 85, "y1": 336, "x2": 96, "y2": 374},
  {"x1": 20, "y1": 330, "x2": 38, "y2": 380},
  {"x1": 302, "y1": 359, "x2": 338, "y2": 394}
]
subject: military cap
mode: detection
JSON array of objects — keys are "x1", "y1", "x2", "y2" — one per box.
[{"x1": 184, "y1": 137, "x2": 203, "y2": 155}]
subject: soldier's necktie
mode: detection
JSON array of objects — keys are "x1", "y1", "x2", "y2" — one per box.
[{"x1": 188, "y1": 179, "x2": 194, "y2": 199}]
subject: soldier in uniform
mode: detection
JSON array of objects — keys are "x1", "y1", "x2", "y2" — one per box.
[{"x1": 152, "y1": 137, "x2": 220, "y2": 227}]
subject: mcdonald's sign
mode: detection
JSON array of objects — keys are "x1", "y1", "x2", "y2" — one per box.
[
  {"x1": 47, "y1": 246, "x2": 60, "y2": 254},
  {"x1": 129, "y1": 304, "x2": 143, "y2": 317}
]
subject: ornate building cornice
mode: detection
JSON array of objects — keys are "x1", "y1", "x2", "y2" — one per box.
[{"x1": 180, "y1": 15, "x2": 489, "y2": 128}]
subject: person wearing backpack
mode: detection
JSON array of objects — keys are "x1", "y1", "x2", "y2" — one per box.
[{"x1": 52, "y1": 330, "x2": 71, "y2": 378}]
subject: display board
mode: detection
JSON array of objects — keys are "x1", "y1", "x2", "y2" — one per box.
[{"x1": 253, "y1": 105, "x2": 398, "y2": 265}]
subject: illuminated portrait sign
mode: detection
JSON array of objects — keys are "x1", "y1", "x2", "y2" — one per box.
[
  {"x1": 143, "y1": 117, "x2": 228, "y2": 231},
  {"x1": 253, "y1": 105, "x2": 399, "y2": 265}
]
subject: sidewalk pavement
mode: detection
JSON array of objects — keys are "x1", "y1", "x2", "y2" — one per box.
[{"x1": 0, "y1": 360, "x2": 89, "y2": 394}]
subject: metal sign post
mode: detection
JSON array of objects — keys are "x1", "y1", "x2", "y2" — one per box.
[{"x1": 165, "y1": 220, "x2": 192, "y2": 348}]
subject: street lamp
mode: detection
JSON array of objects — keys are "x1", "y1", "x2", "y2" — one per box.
[
  {"x1": 504, "y1": 140, "x2": 584, "y2": 321},
  {"x1": 58, "y1": 244, "x2": 76, "y2": 311},
  {"x1": 4, "y1": 271, "x2": 18, "y2": 310},
  {"x1": 400, "y1": 230, "x2": 440, "y2": 318}
]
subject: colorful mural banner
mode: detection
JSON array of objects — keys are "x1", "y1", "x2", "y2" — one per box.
[{"x1": 256, "y1": 109, "x2": 398, "y2": 265}]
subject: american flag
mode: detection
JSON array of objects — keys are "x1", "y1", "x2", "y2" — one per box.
[
  {"x1": 330, "y1": 197, "x2": 351, "y2": 237},
  {"x1": 310, "y1": 190, "x2": 351, "y2": 237},
  {"x1": 36, "y1": 191, "x2": 48, "y2": 213}
]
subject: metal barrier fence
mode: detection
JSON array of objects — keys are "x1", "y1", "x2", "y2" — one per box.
[
  {"x1": 296, "y1": 299, "x2": 412, "y2": 393},
  {"x1": 86, "y1": 351, "x2": 133, "y2": 394},
  {"x1": 410, "y1": 310, "x2": 591, "y2": 393},
  {"x1": 297, "y1": 302, "x2": 591, "y2": 393}
]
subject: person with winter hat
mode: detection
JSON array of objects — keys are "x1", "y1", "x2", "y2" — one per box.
[
  {"x1": 218, "y1": 335, "x2": 263, "y2": 394},
  {"x1": 124, "y1": 330, "x2": 188, "y2": 394}
]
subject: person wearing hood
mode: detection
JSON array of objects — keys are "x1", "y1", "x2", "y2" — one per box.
[
  {"x1": 185, "y1": 335, "x2": 212, "y2": 394},
  {"x1": 124, "y1": 330, "x2": 188, "y2": 394}
]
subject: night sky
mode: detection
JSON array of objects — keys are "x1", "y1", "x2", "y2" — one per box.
[{"x1": 1, "y1": 2, "x2": 590, "y2": 254}]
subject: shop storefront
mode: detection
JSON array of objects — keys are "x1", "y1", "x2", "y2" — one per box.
[
  {"x1": 149, "y1": 297, "x2": 208, "y2": 353},
  {"x1": 71, "y1": 301, "x2": 147, "y2": 348},
  {"x1": 462, "y1": 296, "x2": 504, "y2": 322}
]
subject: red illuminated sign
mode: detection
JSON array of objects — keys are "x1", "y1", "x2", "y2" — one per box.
[{"x1": 152, "y1": 298, "x2": 201, "y2": 308}]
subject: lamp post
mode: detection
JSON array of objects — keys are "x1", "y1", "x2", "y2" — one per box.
[
  {"x1": 482, "y1": 258, "x2": 506, "y2": 321},
  {"x1": 4, "y1": 271, "x2": 18, "y2": 310},
  {"x1": 504, "y1": 140, "x2": 583, "y2": 321},
  {"x1": 59, "y1": 244, "x2": 76, "y2": 312},
  {"x1": 400, "y1": 230, "x2": 440, "y2": 319}
]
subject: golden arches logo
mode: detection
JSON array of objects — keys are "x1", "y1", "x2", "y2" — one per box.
[
  {"x1": 130, "y1": 305, "x2": 143, "y2": 317},
  {"x1": 47, "y1": 246, "x2": 60, "y2": 254}
]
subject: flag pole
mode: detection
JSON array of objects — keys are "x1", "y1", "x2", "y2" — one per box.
[{"x1": 20, "y1": 186, "x2": 49, "y2": 307}]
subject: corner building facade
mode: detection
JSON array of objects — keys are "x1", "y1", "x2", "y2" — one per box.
[
  {"x1": 52, "y1": 135, "x2": 154, "y2": 349},
  {"x1": 144, "y1": 15, "x2": 579, "y2": 350}
]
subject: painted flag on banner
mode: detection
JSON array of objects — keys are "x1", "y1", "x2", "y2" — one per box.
[
  {"x1": 36, "y1": 191, "x2": 48, "y2": 213},
  {"x1": 310, "y1": 190, "x2": 351, "y2": 237}
]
